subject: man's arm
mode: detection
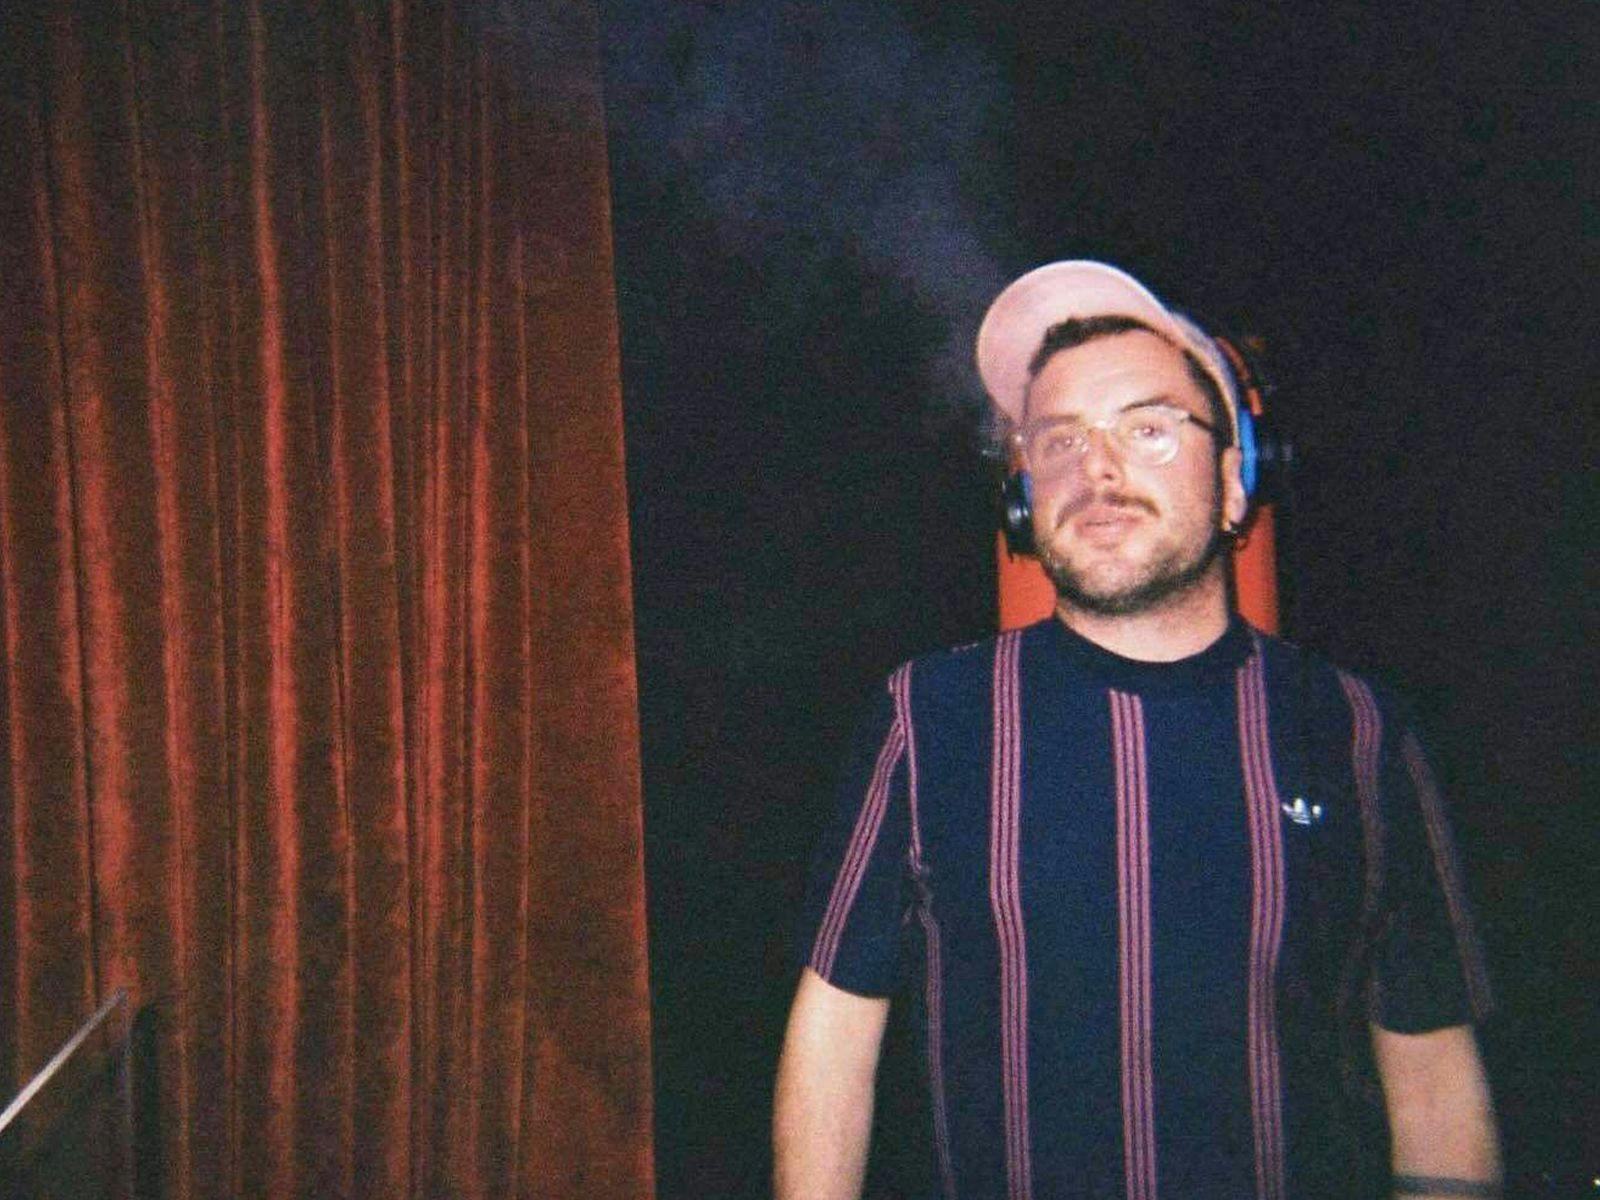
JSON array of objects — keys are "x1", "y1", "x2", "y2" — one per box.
[
  {"x1": 773, "y1": 967, "x2": 891, "y2": 1200},
  {"x1": 1372, "y1": 1023, "x2": 1501, "y2": 1198}
]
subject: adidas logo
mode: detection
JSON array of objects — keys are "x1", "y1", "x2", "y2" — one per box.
[{"x1": 1281, "y1": 797, "x2": 1324, "y2": 826}]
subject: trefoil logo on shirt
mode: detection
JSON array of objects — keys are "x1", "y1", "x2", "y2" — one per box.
[{"x1": 1281, "y1": 796, "x2": 1323, "y2": 826}]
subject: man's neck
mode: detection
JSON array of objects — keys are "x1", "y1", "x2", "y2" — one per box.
[{"x1": 1054, "y1": 572, "x2": 1233, "y2": 663}]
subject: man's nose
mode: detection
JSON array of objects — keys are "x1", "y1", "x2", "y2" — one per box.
[{"x1": 1080, "y1": 425, "x2": 1127, "y2": 481}]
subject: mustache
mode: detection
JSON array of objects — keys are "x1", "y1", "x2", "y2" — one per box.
[{"x1": 1054, "y1": 490, "x2": 1160, "y2": 528}]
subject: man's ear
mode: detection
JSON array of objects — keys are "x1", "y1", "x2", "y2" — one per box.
[{"x1": 1220, "y1": 445, "x2": 1249, "y2": 530}]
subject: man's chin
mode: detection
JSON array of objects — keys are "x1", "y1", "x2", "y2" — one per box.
[
  {"x1": 1052, "y1": 577, "x2": 1177, "y2": 618},
  {"x1": 1039, "y1": 536, "x2": 1226, "y2": 619},
  {"x1": 1035, "y1": 540, "x2": 1145, "y2": 604}
]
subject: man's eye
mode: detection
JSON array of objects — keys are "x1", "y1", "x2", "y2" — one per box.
[{"x1": 1035, "y1": 429, "x2": 1083, "y2": 460}]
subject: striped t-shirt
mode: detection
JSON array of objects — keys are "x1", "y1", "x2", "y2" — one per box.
[{"x1": 799, "y1": 616, "x2": 1492, "y2": 1200}]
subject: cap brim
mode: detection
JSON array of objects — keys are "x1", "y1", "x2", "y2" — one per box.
[{"x1": 975, "y1": 260, "x2": 1236, "y2": 440}]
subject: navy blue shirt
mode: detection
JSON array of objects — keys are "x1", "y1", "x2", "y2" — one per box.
[{"x1": 799, "y1": 618, "x2": 1492, "y2": 1200}]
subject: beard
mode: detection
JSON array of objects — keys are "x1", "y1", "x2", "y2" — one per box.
[{"x1": 1035, "y1": 484, "x2": 1228, "y2": 618}]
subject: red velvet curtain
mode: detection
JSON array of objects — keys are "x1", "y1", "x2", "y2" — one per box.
[{"x1": 0, "y1": 1, "x2": 655, "y2": 1197}]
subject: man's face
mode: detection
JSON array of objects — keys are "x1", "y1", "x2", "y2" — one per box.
[{"x1": 1021, "y1": 329, "x2": 1246, "y2": 617}]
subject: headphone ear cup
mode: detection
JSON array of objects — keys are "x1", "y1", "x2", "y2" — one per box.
[
  {"x1": 1208, "y1": 330, "x2": 1287, "y2": 516},
  {"x1": 1235, "y1": 402, "x2": 1260, "y2": 503},
  {"x1": 1000, "y1": 471, "x2": 1036, "y2": 556},
  {"x1": 1236, "y1": 403, "x2": 1288, "y2": 510}
]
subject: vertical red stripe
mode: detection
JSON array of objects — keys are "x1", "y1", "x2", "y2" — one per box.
[
  {"x1": 989, "y1": 632, "x2": 1031, "y2": 1200},
  {"x1": 810, "y1": 666, "x2": 908, "y2": 977},
  {"x1": 893, "y1": 668, "x2": 956, "y2": 1199},
  {"x1": 1400, "y1": 733, "x2": 1494, "y2": 1017},
  {"x1": 918, "y1": 911, "x2": 956, "y2": 1199},
  {"x1": 1134, "y1": 700, "x2": 1153, "y2": 1200},
  {"x1": 1338, "y1": 672, "x2": 1385, "y2": 999},
  {"x1": 809, "y1": 693, "x2": 906, "y2": 977},
  {"x1": 1112, "y1": 691, "x2": 1155, "y2": 1200},
  {"x1": 894, "y1": 666, "x2": 919, "y2": 866},
  {"x1": 1238, "y1": 648, "x2": 1286, "y2": 1200}
]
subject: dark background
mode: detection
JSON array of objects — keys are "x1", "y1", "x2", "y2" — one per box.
[{"x1": 602, "y1": 3, "x2": 1598, "y2": 1196}]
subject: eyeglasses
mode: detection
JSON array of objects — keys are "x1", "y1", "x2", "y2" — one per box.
[{"x1": 1010, "y1": 404, "x2": 1217, "y2": 483}]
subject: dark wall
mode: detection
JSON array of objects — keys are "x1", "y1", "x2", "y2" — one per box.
[
  {"x1": 605, "y1": 3, "x2": 1597, "y2": 1195},
  {"x1": 609, "y1": 191, "x2": 999, "y2": 1198}
]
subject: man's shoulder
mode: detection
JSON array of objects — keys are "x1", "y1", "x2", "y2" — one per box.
[
  {"x1": 892, "y1": 620, "x2": 1047, "y2": 683},
  {"x1": 870, "y1": 622, "x2": 1072, "y2": 720},
  {"x1": 1248, "y1": 626, "x2": 1413, "y2": 725},
  {"x1": 1248, "y1": 627, "x2": 1322, "y2": 677}
]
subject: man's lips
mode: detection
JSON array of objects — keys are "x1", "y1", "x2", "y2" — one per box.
[
  {"x1": 1054, "y1": 494, "x2": 1158, "y2": 536},
  {"x1": 1072, "y1": 507, "x2": 1145, "y2": 546},
  {"x1": 1078, "y1": 504, "x2": 1144, "y2": 526}
]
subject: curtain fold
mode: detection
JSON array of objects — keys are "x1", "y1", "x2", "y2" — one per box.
[{"x1": 0, "y1": 1, "x2": 655, "y2": 1197}]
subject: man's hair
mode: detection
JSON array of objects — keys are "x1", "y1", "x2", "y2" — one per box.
[{"x1": 1023, "y1": 315, "x2": 1232, "y2": 444}]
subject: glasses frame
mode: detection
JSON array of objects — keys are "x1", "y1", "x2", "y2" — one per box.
[{"x1": 1009, "y1": 402, "x2": 1218, "y2": 482}]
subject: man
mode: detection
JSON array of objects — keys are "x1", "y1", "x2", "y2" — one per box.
[{"x1": 774, "y1": 261, "x2": 1500, "y2": 1199}]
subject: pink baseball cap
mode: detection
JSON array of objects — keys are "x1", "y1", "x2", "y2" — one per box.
[{"x1": 975, "y1": 259, "x2": 1240, "y2": 444}]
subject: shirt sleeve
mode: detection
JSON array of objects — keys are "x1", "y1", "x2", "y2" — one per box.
[
  {"x1": 1367, "y1": 702, "x2": 1495, "y2": 1033},
  {"x1": 793, "y1": 674, "x2": 912, "y2": 998}
]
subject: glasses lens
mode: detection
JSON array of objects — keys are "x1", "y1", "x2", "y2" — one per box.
[
  {"x1": 1115, "y1": 407, "x2": 1181, "y2": 465},
  {"x1": 1025, "y1": 422, "x2": 1087, "y2": 478}
]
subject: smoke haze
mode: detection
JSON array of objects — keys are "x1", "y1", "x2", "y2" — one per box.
[{"x1": 606, "y1": 1, "x2": 1013, "y2": 406}]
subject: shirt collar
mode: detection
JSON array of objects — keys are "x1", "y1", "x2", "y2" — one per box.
[{"x1": 1041, "y1": 612, "x2": 1255, "y2": 694}]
